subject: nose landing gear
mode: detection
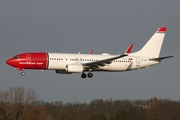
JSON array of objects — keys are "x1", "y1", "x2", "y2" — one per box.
[
  {"x1": 15, "y1": 68, "x2": 25, "y2": 76},
  {"x1": 21, "y1": 71, "x2": 25, "y2": 76}
]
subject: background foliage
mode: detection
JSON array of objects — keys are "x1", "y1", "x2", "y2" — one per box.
[{"x1": 0, "y1": 87, "x2": 180, "y2": 120}]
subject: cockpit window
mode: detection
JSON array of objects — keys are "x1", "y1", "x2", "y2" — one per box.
[{"x1": 13, "y1": 56, "x2": 21, "y2": 59}]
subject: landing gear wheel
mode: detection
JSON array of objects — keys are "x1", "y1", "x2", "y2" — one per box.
[
  {"x1": 21, "y1": 72, "x2": 25, "y2": 76},
  {"x1": 81, "y1": 73, "x2": 87, "y2": 79},
  {"x1": 88, "y1": 73, "x2": 93, "y2": 78}
]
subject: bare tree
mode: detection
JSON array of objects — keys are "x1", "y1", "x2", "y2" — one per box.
[{"x1": 0, "y1": 87, "x2": 38, "y2": 120}]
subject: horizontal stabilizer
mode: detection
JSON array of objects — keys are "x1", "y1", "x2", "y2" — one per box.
[{"x1": 149, "y1": 56, "x2": 173, "y2": 61}]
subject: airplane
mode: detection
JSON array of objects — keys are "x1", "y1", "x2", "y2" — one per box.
[{"x1": 6, "y1": 27, "x2": 173, "y2": 78}]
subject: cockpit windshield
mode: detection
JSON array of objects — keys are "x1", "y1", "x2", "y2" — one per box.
[{"x1": 13, "y1": 56, "x2": 21, "y2": 59}]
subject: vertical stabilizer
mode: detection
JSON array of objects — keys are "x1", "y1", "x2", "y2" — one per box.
[{"x1": 130, "y1": 27, "x2": 166, "y2": 58}]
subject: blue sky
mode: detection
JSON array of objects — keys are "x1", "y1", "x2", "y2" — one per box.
[{"x1": 0, "y1": 0, "x2": 179, "y2": 103}]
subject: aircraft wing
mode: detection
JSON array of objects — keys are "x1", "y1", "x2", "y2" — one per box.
[{"x1": 82, "y1": 54, "x2": 127, "y2": 70}]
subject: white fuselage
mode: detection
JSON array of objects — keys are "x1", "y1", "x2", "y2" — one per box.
[{"x1": 47, "y1": 53, "x2": 159, "y2": 72}]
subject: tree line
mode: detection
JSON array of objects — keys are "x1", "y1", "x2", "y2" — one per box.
[{"x1": 0, "y1": 87, "x2": 180, "y2": 120}]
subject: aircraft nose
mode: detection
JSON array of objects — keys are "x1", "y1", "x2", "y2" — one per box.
[{"x1": 6, "y1": 59, "x2": 14, "y2": 66}]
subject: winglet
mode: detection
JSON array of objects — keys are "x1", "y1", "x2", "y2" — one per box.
[
  {"x1": 157, "y1": 27, "x2": 166, "y2": 33},
  {"x1": 125, "y1": 44, "x2": 133, "y2": 54},
  {"x1": 89, "y1": 50, "x2": 93, "y2": 54}
]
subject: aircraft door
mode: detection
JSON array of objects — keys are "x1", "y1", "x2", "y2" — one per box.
[
  {"x1": 26, "y1": 54, "x2": 31, "y2": 63},
  {"x1": 136, "y1": 58, "x2": 140, "y2": 68}
]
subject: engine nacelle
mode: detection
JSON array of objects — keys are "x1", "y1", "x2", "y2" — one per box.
[
  {"x1": 55, "y1": 70, "x2": 72, "y2": 74},
  {"x1": 66, "y1": 64, "x2": 84, "y2": 73}
]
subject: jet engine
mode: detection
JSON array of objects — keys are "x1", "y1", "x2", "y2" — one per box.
[
  {"x1": 66, "y1": 64, "x2": 84, "y2": 73},
  {"x1": 55, "y1": 70, "x2": 72, "y2": 74}
]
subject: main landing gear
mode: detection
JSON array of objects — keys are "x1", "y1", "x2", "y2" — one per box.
[{"x1": 81, "y1": 72, "x2": 93, "y2": 79}]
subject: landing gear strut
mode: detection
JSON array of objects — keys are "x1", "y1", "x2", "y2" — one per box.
[{"x1": 21, "y1": 72, "x2": 25, "y2": 76}]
